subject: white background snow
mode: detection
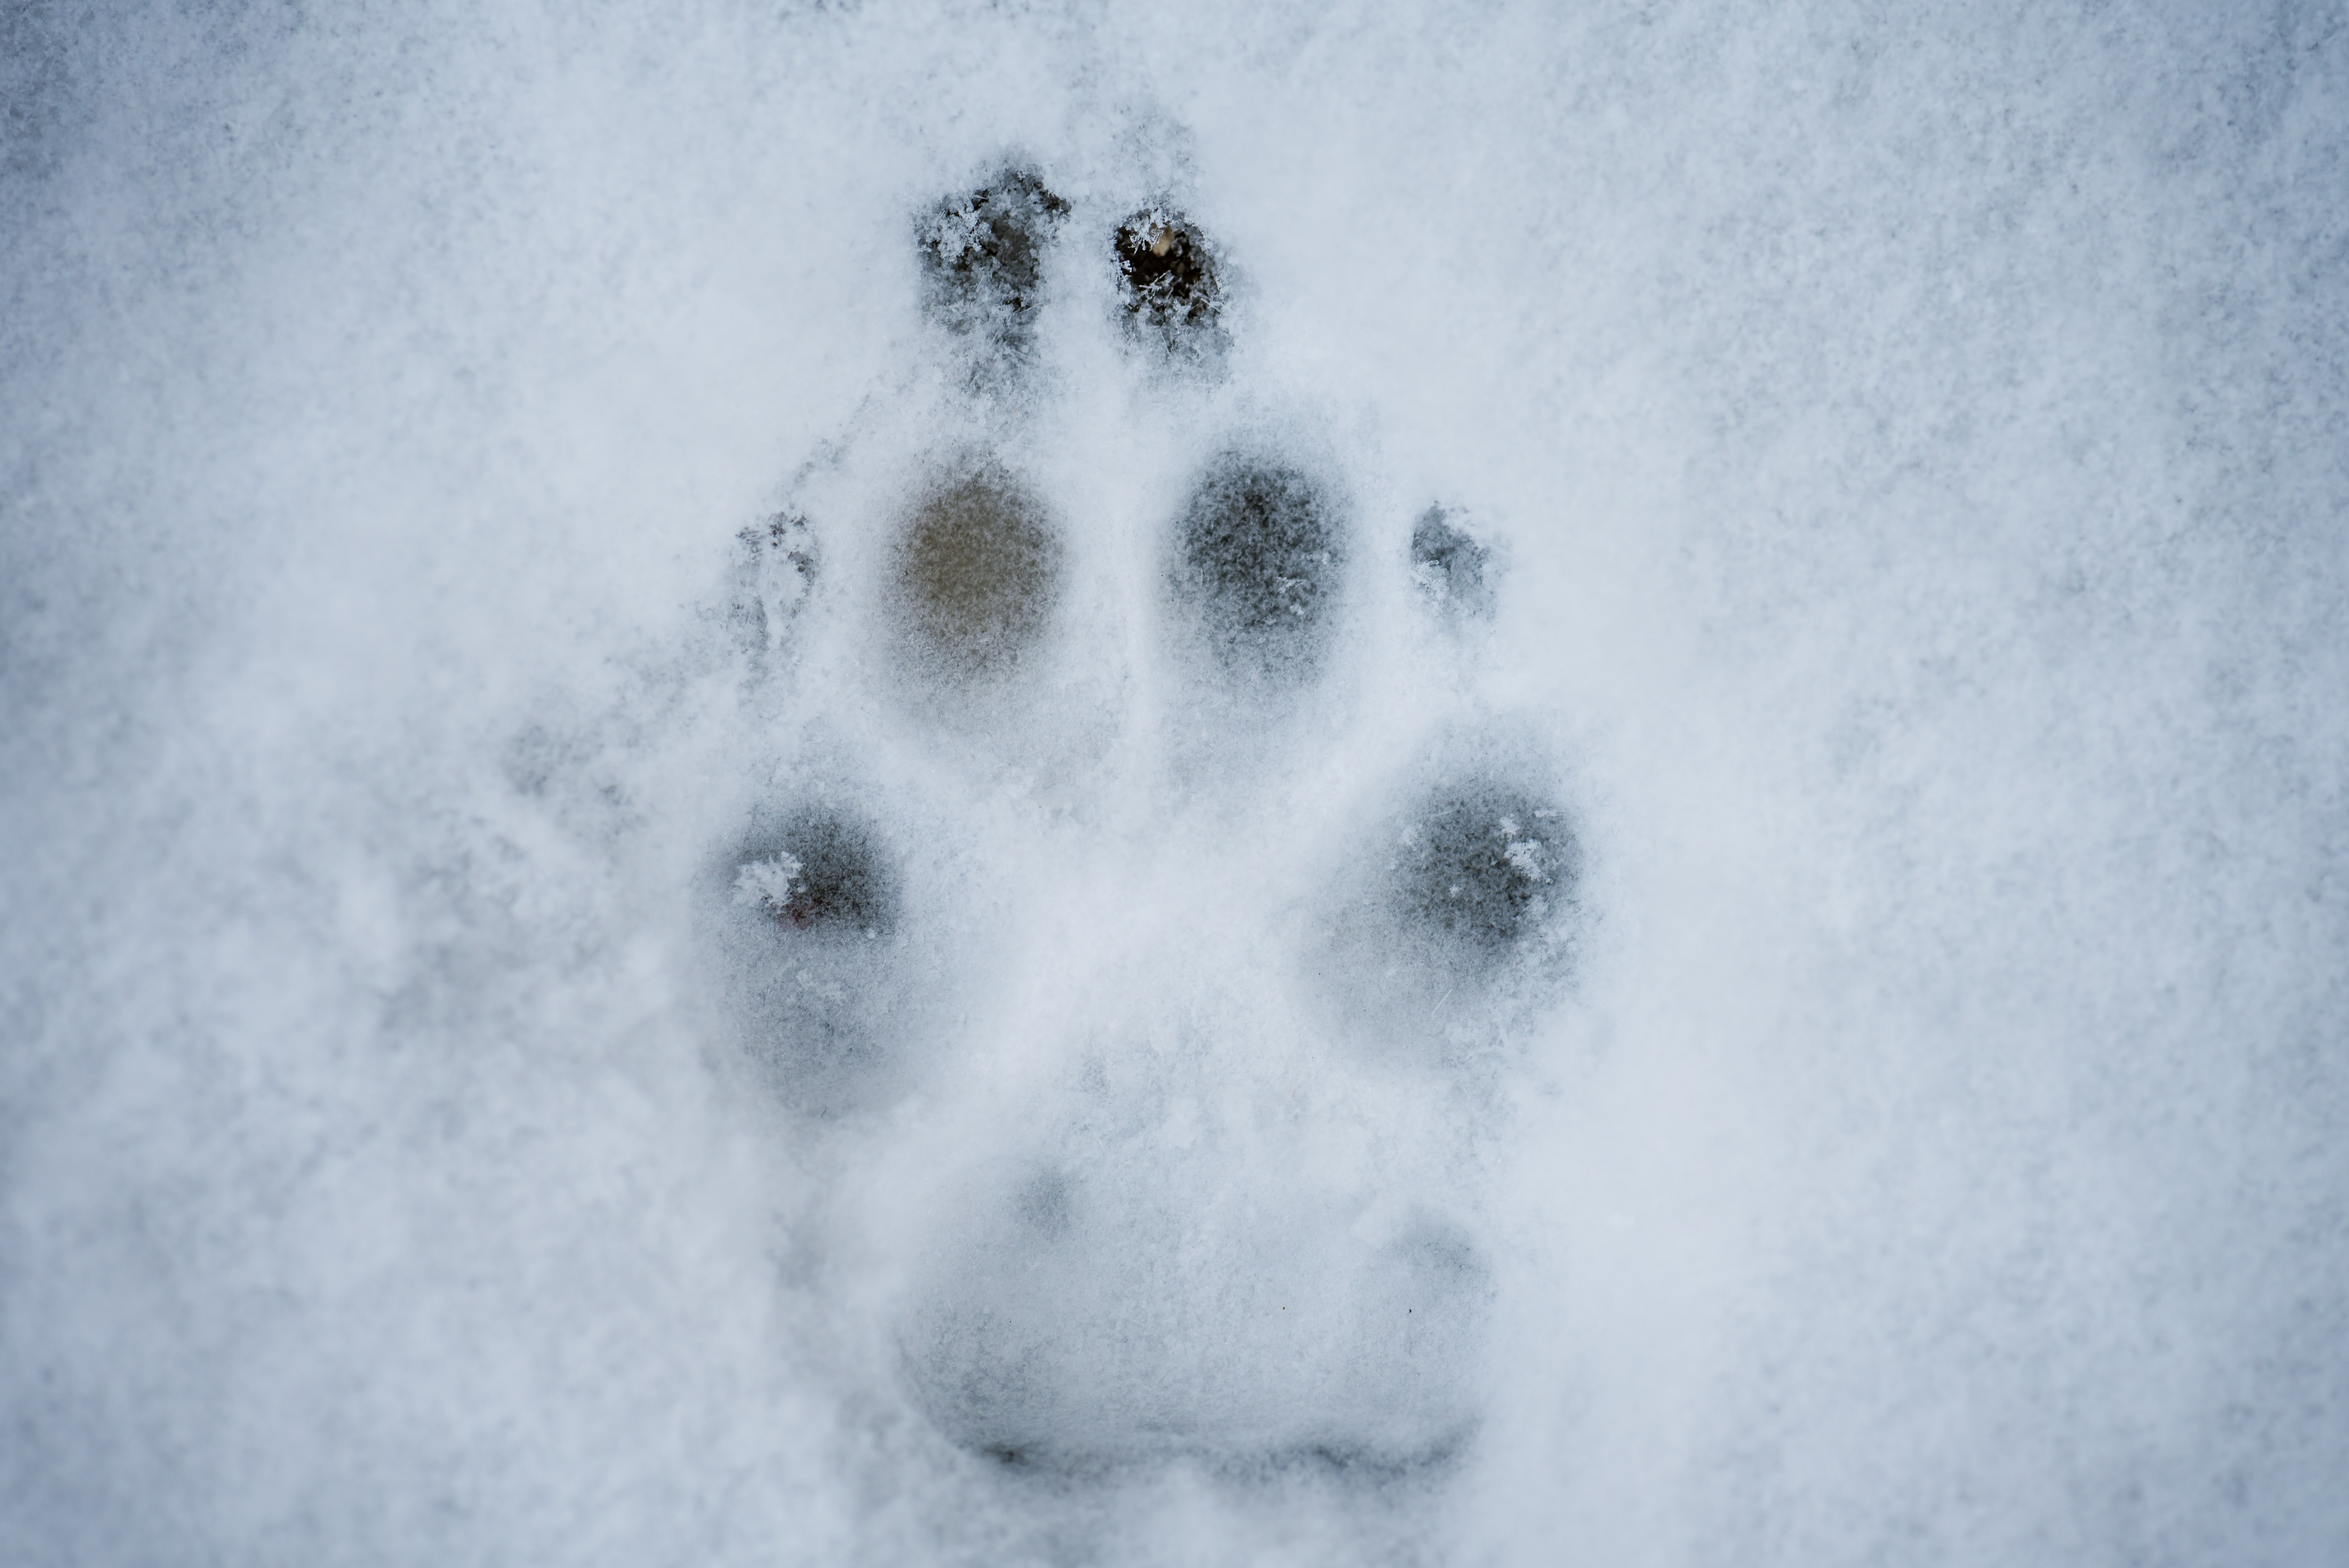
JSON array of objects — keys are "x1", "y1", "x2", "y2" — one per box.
[{"x1": 4, "y1": 2, "x2": 2345, "y2": 1564}]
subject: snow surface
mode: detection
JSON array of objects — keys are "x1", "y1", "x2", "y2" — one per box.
[{"x1": 5, "y1": 2, "x2": 2347, "y2": 1564}]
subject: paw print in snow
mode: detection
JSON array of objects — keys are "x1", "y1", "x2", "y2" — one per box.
[{"x1": 711, "y1": 159, "x2": 1581, "y2": 1488}]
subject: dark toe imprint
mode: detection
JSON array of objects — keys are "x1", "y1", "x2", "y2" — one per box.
[
  {"x1": 1115, "y1": 207, "x2": 1225, "y2": 355},
  {"x1": 920, "y1": 167, "x2": 1071, "y2": 353},
  {"x1": 1171, "y1": 455, "x2": 1345, "y2": 679},
  {"x1": 895, "y1": 465, "x2": 1065, "y2": 677}
]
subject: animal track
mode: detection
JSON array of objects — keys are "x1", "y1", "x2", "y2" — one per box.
[{"x1": 716, "y1": 160, "x2": 1579, "y2": 1491}]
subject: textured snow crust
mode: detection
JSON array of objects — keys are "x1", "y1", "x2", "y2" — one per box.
[{"x1": 4, "y1": 3, "x2": 2347, "y2": 1565}]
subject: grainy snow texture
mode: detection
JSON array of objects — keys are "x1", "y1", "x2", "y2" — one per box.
[{"x1": 5, "y1": 3, "x2": 2347, "y2": 1565}]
